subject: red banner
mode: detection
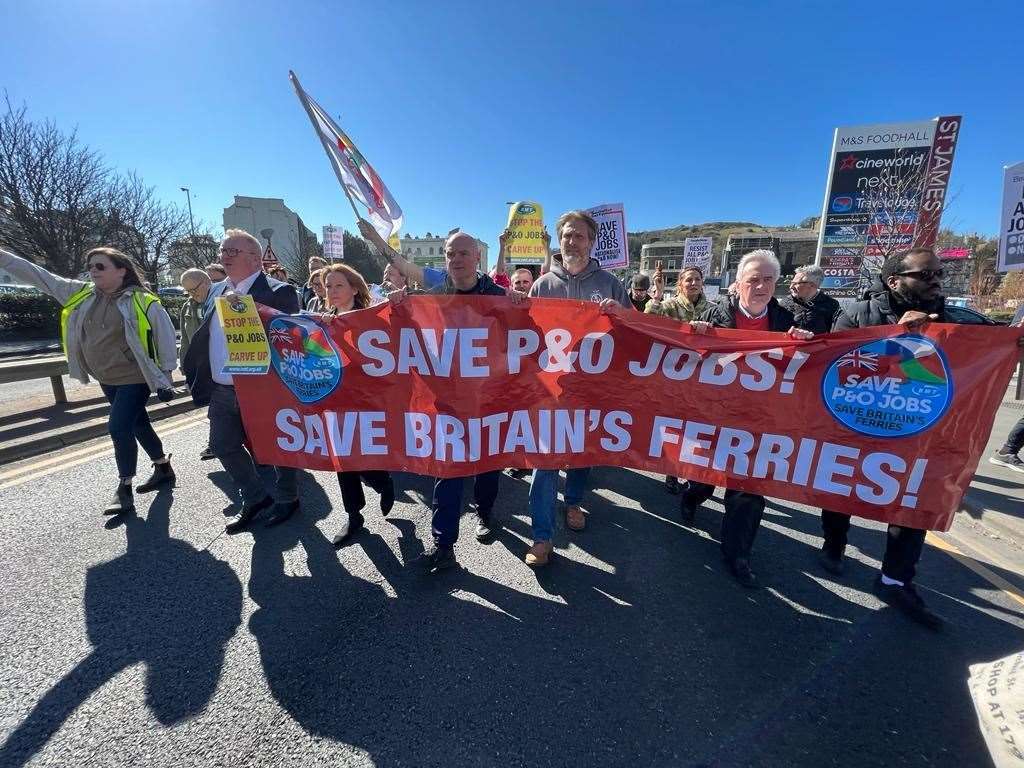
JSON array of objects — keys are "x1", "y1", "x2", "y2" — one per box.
[{"x1": 234, "y1": 296, "x2": 1021, "y2": 531}]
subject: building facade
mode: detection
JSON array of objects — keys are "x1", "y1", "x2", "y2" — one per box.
[
  {"x1": 222, "y1": 196, "x2": 318, "y2": 271},
  {"x1": 723, "y1": 228, "x2": 819, "y2": 290},
  {"x1": 399, "y1": 233, "x2": 489, "y2": 272},
  {"x1": 638, "y1": 241, "x2": 689, "y2": 286}
]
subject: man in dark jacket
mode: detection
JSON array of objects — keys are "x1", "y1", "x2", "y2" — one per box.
[
  {"x1": 184, "y1": 229, "x2": 301, "y2": 534},
  {"x1": 389, "y1": 232, "x2": 510, "y2": 572},
  {"x1": 684, "y1": 249, "x2": 813, "y2": 588},
  {"x1": 779, "y1": 265, "x2": 841, "y2": 334},
  {"x1": 818, "y1": 246, "x2": 1018, "y2": 630}
]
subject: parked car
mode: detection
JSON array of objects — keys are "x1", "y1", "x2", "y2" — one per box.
[
  {"x1": 943, "y1": 303, "x2": 1000, "y2": 325},
  {"x1": 157, "y1": 286, "x2": 186, "y2": 297},
  {"x1": 0, "y1": 283, "x2": 44, "y2": 295}
]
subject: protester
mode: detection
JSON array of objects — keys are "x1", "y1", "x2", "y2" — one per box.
[
  {"x1": 511, "y1": 267, "x2": 535, "y2": 294},
  {"x1": 646, "y1": 265, "x2": 711, "y2": 493},
  {"x1": 183, "y1": 229, "x2": 302, "y2": 534},
  {"x1": 357, "y1": 220, "x2": 447, "y2": 290},
  {"x1": 684, "y1": 249, "x2": 812, "y2": 588},
  {"x1": 628, "y1": 273, "x2": 651, "y2": 311},
  {"x1": 779, "y1": 265, "x2": 841, "y2": 334},
  {"x1": 646, "y1": 266, "x2": 710, "y2": 322},
  {"x1": 819, "y1": 247, "x2": 1024, "y2": 628},
  {"x1": 390, "y1": 231, "x2": 511, "y2": 571},
  {"x1": 524, "y1": 210, "x2": 632, "y2": 566},
  {"x1": 0, "y1": 246, "x2": 178, "y2": 514},
  {"x1": 305, "y1": 268, "x2": 327, "y2": 312},
  {"x1": 301, "y1": 256, "x2": 328, "y2": 307},
  {"x1": 179, "y1": 268, "x2": 216, "y2": 461},
  {"x1": 320, "y1": 263, "x2": 397, "y2": 546},
  {"x1": 206, "y1": 263, "x2": 227, "y2": 282},
  {"x1": 990, "y1": 310, "x2": 1024, "y2": 472}
]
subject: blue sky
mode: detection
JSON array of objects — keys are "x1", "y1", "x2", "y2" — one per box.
[{"x1": 2, "y1": 0, "x2": 1019, "y2": 258}]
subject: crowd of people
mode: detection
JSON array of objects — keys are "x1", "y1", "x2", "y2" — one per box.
[{"x1": 2, "y1": 207, "x2": 1022, "y2": 634}]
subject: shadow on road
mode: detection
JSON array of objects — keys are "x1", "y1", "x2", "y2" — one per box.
[{"x1": 0, "y1": 489, "x2": 243, "y2": 767}]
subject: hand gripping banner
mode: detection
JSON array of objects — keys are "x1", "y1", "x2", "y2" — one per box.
[{"x1": 234, "y1": 297, "x2": 1021, "y2": 531}]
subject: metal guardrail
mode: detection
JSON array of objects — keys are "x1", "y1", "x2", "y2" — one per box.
[{"x1": 0, "y1": 357, "x2": 70, "y2": 403}]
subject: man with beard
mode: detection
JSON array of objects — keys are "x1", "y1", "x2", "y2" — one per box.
[{"x1": 819, "y1": 247, "x2": 1024, "y2": 629}]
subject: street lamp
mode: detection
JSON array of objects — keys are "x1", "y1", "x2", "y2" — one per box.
[{"x1": 180, "y1": 187, "x2": 198, "y2": 262}]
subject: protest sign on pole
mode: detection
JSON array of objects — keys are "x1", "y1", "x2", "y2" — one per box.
[
  {"x1": 587, "y1": 203, "x2": 628, "y2": 269},
  {"x1": 505, "y1": 202, "x2": 546, "y2": 265},
  {"x1": 233, "y1": 297, "x2": 1019, "y2": 531},
  {"x1": 388, "y1": 231, "x2": 402, "y2": 254},
  {"x1": 323, "y1": 225, "x2": 344, "y2": 262},
  {"x1": 682, "y1": 237, "x2": 713, "y2": 275},
  {"x1": 815, "y1": 116, "x2": 961, "y2": 297},
  {"x1": 998, "y1": 161, "x2": 1024, "y2": 273}
]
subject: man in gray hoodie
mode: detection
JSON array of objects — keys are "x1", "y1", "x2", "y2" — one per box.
[{"x1": 524, "y1": 210, "x2": 631, "y2": 566}]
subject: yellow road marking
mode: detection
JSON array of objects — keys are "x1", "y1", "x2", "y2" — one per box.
[
  {"x1": 0, "y1": 412, "x2": 207, "y2": 491},
  {"x1": 927, "y1": 532, "x2": 1024, "y2": 610}
]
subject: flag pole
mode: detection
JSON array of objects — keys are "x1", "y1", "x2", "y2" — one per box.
[{"x1": 289, "y1": 70, "x2": 366, "y2": 230}]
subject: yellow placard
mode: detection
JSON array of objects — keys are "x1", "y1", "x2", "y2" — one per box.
[
  {"x1": 214, "y1": 294, "x2": 271, "y2": 375},
  {"x1": 505, "y1": 201, "x2": 546, "y2": 265},
  {"x1": 388, "y1": 231, "x2": 402, "y2": 253}
]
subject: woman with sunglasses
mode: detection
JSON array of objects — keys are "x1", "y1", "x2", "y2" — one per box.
[
  {"x1": 320, "y1": 263, "x2": 396, "y2": 546},
  {"x1": 0, "y1": 246, "x2": 179, "y2": 515}
]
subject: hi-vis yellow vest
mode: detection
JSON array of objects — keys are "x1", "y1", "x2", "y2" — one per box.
[{"x1": 60, "y1": 285, "x2": 160, "y2": 363}]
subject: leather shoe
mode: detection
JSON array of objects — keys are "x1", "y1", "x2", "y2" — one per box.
[
  {"x1": 264, "y1": 499, "x2": 300, "y2": 527},
  {"x1": 103, "y1": 483, "x2": 135, "y2": 515},
  {"x1": 525, "y1": 540, "x2": 553, "y2": 567},
  {"x1": 225, "y1": 495, "x2": 273, "y2": 534},
  {"x1": 137, "y1": 457, "x2": 175, "y2": 493},
  {"x1": 332, "y1": 513, "x2": 365, "y2": 547},
  {"x1": 818, "y1": 548, "x2": 845, "y2": 576},
  {"x1": 730, "y1": 558, "x2": 759, "y2": 589}
]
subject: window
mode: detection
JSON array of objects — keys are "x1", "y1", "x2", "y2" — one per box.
[
  {"x1": 429, "y1": 247, "x2": 434, "y2": 255},
  {"x1": 668, "y1": 260, "x2": 676, "y2": 270}
]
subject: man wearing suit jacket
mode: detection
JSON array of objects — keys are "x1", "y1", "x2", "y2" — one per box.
[{"x1": 184, "y1": 228, "x2": 301, "y2": 534}]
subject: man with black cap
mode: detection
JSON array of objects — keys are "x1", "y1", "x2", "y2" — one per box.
[
  {"x1": 628, "y1": 273, "x2": 652, "y2": 312},
  {"x1": 819, "y1": 246, "x2": 1024, "y2": 630}
]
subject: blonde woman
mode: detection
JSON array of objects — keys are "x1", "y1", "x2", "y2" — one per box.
[
  {"x1": 0, "y1": 246, "x2": 178, "y2": 515},
  {"x1": 321, "y1": 264, "x2": 396, "y2": 545}
]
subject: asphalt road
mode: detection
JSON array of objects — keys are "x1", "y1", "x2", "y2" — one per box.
[{"x1": 0, "y1": 414, "x2": 1022, "y2": 768}]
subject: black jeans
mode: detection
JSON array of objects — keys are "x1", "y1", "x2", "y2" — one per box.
[
  {"x1": 208, "y1": 383, "x2": 297, "y2": 505},
  {"x1": 101, "y1": 382, "x2": 164, "y2": 478},
  {"x1": 681, "y1": 480, "x2": 765, "y2": 562},
  {"x1": 337, "y1": 470, "x2": 392, "y2": 520},
  {"x1": 1002, "y1": 416, "x2": 1024, "y2": 455},
  {"x1": 431, "y1": 471, "x2": 501, "y2": 547},
  {"x1": 821, "y1": 510, "x2": 927, "y2": 584}
]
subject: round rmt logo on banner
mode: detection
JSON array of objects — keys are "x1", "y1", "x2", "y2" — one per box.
[
  {"x1": 822, "y1": 335, "x2": 952, "y2": 438},
  {"x1": 267, "y1": 315, "x2": 342, "y2": 404}
]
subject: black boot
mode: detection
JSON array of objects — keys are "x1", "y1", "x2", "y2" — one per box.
[
  {"x1": 380, "y1": 477, "x2": 395, "y2": 516},
  {"x1": 225, "y1": 495, "x2": 274, "y2": 534},
  {"x1": 103, "y1": 481, "x2": 135, "y2": 515},
  {"x1": 137, "y1": 456, "x2": 175, "y2": 493},
  {"x1": 872, "y1": 576, "x2": 944, "y2": 630}
]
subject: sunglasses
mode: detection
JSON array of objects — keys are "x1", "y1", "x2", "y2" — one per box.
[
  {"x1": 895, "y1": 269, "x2": 944, "y2": 280},
  {"x1": 88, "y1": 262, "x2": 107, "y2": 272},
  {"x1": 219, "y1": 247, "x2": 256, "y2": 257}
]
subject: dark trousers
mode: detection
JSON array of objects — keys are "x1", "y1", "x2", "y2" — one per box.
[
  {"x1": 681, "y1": 480, "x2": 765, "y2": 562},
  {"x1": 1002, "y1": 416, "x2": 1024, "y2": 455},
  {"x1": 431, "y1": 470, "x2": 501, "y2": 547},
  {"x1": 337, "y1": 470, "x2": 392, "y2": 520},
  {"x1": 101, "y1": 382, "x2": 164, "y2": 478},
  {"x1": 208, "y1": 383, "x2": 297, "y2": 505},
  {"x1": 821, "y1": 510, "x2": 927, "y2": 584}
]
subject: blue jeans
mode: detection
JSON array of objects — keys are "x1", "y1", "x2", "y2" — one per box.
[
  {"x1": 101, "y1": 383, "x2": 165, "y2": 479},
  {"x1": 528, "y1": 468, "x2": 591, "y2": 542},
  {"x1": 431, "y1": 471, "x2": 501, "y2": 547}
]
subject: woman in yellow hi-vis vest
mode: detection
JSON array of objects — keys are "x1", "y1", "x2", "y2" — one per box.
[{"x1": 0, "y1": 247, "x2": 179, "y2": 515}]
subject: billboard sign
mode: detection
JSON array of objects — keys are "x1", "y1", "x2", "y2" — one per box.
[
  {"x1": 815, "y1": 116, "x2": 961, "y2": 297},
  {"x1": 998, "y1": 161, "x2": 1024, "y2": 273}
]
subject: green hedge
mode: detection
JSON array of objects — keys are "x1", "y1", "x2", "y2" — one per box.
[{"x1": 0, "y1": 291, "x2": 187, "y2": 333}]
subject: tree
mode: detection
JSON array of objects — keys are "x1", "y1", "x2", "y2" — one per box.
[
  {"x1": 168, "y1": 226, "x2": 221, "y2": 272},
  {"x1": 0, "y1": 94, "x2": 111, "y2": 276},
  {"x1": 343, "y1": 231, "x2": 383, "y2": 284},
  {"x1": 997, "y1": 270, "x2": 1024, "y2": 302},
  {"x1": 103, "y1": 172, "x2": 190, "y2": 287}
]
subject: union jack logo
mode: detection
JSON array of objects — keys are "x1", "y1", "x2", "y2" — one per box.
[
  {"x1": 270, "y1": 327, "x2": 297, "y2": 346},
  {"x1": 837, "y1": 350, "x2": 878, "y2": 370}
]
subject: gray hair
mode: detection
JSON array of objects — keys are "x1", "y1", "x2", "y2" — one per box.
[
  {"x1": 179, "y1": 268, "x2": 211, "y2": 288},
  {"x1": 737, "y1": 249, "x2": 780, "y2": 280},
  {"x1": 222, "y1": 228, "x2": 263, "y2": 256},
  {"x1": 793, "y1": 265, "x2": 824, "y2": 286}
]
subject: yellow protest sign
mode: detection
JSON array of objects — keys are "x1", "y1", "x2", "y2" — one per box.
[
  {"x1": 388, "y1": 231, "x2": 402, "y2": 253},
  {"x1": 505, "y1": 201, "x2": 546, "y2": 265},
  {"x1": 215, "y1": 294, "x2": 271, "y2": 374}
]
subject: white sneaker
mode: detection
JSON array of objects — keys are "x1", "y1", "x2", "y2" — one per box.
[{"x1": 989, "y1": 452, "x2": 1024, "y2": 473}]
